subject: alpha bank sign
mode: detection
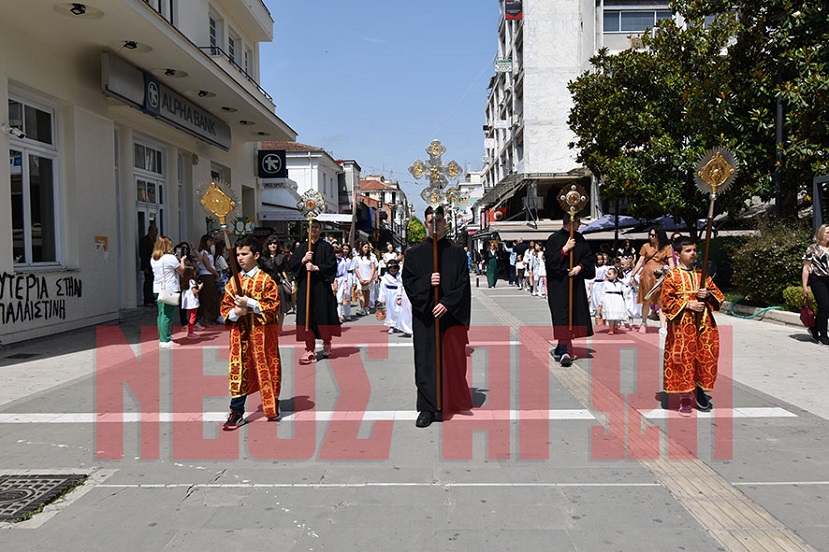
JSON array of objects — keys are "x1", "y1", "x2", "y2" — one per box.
[{"x1": 102, "y1": 53, "x2": 231, "y2": 150}]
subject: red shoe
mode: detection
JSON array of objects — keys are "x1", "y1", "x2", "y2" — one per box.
[{"x1": 298, "y1": 350, "x2": 316, "y2": 365}]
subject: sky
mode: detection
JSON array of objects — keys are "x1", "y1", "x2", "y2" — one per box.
[{"x1": 260, "y1": 0, "x2": 501, "y2": 216}]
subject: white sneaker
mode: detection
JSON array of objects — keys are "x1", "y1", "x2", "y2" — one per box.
[
  {"x1": 159, "y1": 341, "x2": 174, "y2": 349},
  {"x1": 388, "y1": 327, "x2": 395, "y2": 334}
]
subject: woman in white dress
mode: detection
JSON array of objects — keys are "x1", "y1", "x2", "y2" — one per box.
[
  {"x1": 533, "y1": 243, "x2": 547, "y2": 297},
  {"x1": 354, "y1": 242, "x2": 377, "y2": 316},
  {"x1": 335, "y1": 244, "x2": 355, "y2": 321},
  {"x1": 590, "y1": 253, "x2": 608, "y2": 316}
]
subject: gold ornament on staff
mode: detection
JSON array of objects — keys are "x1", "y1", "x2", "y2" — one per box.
[
  {"x1": 408, "y1": 139, "x2": 462, "y2": 412},
  {"x1": 297, "y1": 190, "x2": 326, "y2": 331},
  {"x1": 199, "y1": 181, "x2": 248, "y2": 330},
  {"x1": 557, "y1": 182, "x2": 590, "y2": 331},
  {"x1": 693, "y1": 147, "x2": 738, "y2": 331}
]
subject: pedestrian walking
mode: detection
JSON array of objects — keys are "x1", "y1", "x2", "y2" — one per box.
[
  {"x1": 402, "y1": 206, "x2": 472, "y2": 428},
  {"x1": 220, "y1": 236, "x2": 283, "y2": 430},
  {"x1": 544, "y1": 216, "x2": 595, "y2": 366},
  {"x1": 288, "y1": 219, "x2": 341, "y2": 364},
  {"x1": 661, "y1": 237, "x2": 724, "y2": 416}
]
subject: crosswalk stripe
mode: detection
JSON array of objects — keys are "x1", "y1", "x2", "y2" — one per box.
[{"x1": 0, "y1": 407, "x2": 796, "y2": 424}]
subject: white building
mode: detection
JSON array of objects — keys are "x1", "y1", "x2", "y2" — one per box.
[
  {"x1": 0, "y1": 0, "x2": 295, "y2": 344},
  {"x1": 359, "y1": 176, "x2": 409, "y2": 246},
  {"x1": 477, "y1": 0, "x2": 671, "y2": 230}
]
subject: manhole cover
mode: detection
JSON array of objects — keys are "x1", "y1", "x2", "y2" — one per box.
[
  {"x1": 4, "y1": 353, "x2": 39, "y2": 360},
  {"x1": 0, "y1": 474, "x2": 87, "y2": 521}
]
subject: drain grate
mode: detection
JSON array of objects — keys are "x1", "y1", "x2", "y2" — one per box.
[
  {"x1": 0, "y1": 474, "x2": 87, "y2": 521},
  {"x1": 4, "y1": 353, "x2": 39, "y2": 360}
]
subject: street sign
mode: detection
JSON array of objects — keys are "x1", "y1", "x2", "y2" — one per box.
[{"x1": 494, "y1": 58, "x2": 513, "y2": 73}]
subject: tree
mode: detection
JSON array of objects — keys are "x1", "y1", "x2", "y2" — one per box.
[
  {"x1": 569, "y1": 1, "x2": 829, "y2": 224},
  {"x1": 406, "y1": 215, "x2": 426, "y2": 243},
  {"x1": 673, "y1": 0, "x2": 829, "y2": 216},
  {"x1": 569, "y1": 15, "x2": 744, "y2": 235}
]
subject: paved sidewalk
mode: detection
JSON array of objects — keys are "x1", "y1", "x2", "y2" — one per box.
[{"x1": 0, "y1": 282, "x2": 826, "y2": 551}]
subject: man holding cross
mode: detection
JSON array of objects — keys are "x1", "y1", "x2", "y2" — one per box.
[
  {"x1": 402, "y1": 206, "x2": 473, "y2": 428},
  {"x1": 545, "y1": 215, "x2": 595, "y2": 366}
]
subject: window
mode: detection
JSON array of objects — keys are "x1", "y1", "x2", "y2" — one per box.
[
  {"x1": 228, "y1": 28, "x2": 240, "y2": 64},
  {"x1": 604, "y1": 10, "x2": 673, "y2": 33},
  {"x1": 8, "y1": 98, "x2": 59, "y2": 266},
  {"x1": 209, "y1": 11, "x2": 223, "y2": 54},
  {"x1": 133, "y1": 143, "x2": 163, "y2": 174}
]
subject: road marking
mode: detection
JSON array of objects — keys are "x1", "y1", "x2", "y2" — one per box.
[
  {"x1": 0, "y1": 407, "x2": 797, "y2": 424},
  {"x1": 474, "y1": 290, "x2": 818, "y2": 552},
  {"x1": 90, "y1": 480, "x2": 829, "y2": 490}
]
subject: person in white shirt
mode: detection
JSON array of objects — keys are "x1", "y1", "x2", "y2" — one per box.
[
  {"x1": 355, "y1": 242, "x2": 378, "y2": 316},
  {"x1": 150, "y1": 236, "x2": 186, "y2": 348},
  {"x1": 379, "y1": 260, "x2": 403, "y2": 333}
]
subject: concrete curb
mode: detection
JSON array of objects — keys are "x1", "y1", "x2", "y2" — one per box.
[{"x1": 721, "y1": 300, "x2": 803, "y2": 328}]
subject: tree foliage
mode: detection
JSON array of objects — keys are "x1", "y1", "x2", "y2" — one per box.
[
  {"x1": 406, "y1": 215, "x2": 426, "y2": 243},
  {"x1": 568, "y1": 1, "x2": 829, "y2": 224}
]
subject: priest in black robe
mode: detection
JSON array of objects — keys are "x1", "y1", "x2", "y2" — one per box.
[
  {"x1": 288, "y1": 220, "x2": 341, "y2": 364},
  {"x1": 545, "y1": 216, "x2": 595, "y2": 366},
  {"x1": 402, "y1": 206, "x2": 473, "y2": 428}
]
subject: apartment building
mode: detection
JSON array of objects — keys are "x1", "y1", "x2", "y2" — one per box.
[
  {"x1": 0, "y1": 0, "x2": 295, "y2": 344},
  {"x1": 477, "y1": 0, "x2": 671, "y2": 230}
]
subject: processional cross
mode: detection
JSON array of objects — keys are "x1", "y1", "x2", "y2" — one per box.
[{"x1": 408, "y1": 139, "x2": 463, "y2": 412}]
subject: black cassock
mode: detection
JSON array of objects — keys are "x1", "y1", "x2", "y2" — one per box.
[
  {"x1": 288, "y1": 239, "x2": 341, "y2": 343},
  {"x1": 544, "y1": 228, "x2": 596, "y2": 341},
  {"x1": 402, "y1": 237, "x2": 473, "y2": 414}
]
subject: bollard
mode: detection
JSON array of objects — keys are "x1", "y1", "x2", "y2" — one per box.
[{"x1": 476, "y1": 277, "x2": 479, "y2": 288}]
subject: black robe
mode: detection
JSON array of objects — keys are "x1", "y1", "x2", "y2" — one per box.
[
  {"x1": 288, "y1": 239, "x2": 341, "y2": 342},
  {"x1": 402, "y1": 237, "x2": 472, "y2": 414},
  {"x1": 545, "y1": 228, "x2": 596, "y2": 341}
]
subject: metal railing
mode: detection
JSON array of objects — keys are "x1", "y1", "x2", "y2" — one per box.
[{"x1": 199, "y1": 46, "x2": 273, "y2": 103}]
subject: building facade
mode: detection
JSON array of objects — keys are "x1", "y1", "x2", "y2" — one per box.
[
  {"x1": 476, "y1": 0, "x2": 671, "y2": 230},
  {"x1": 359, "y1": 176, "x2": 409, "y2": 246},
  {"x1": 0, "y1": 0, "x2": 295, "y2": 344}
]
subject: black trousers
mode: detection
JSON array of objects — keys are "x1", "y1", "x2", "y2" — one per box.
[
  {"x1": 143, "y1": 270, "x2": 154, "y2": 305},
  {"x1": 809, "y1": 274, "x2": 829, "y2": 338}
]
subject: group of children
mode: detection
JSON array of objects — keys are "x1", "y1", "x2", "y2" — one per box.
[
  {"x1": 590, "y1": 253, "x2": 640, "y2": 334},
  {"x1": 514, "y1": 243, "x2": 547, "y2": 297},
  {"x1": 334, "y1": 242, "x2": 413, "y2": 336}
]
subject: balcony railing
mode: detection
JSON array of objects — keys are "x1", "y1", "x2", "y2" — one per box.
[{"x1": 199, "y1": 46, "x2": 273, "y2": 103}]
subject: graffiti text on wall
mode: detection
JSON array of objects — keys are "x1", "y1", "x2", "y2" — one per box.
[{"x1": 0, "y1": 273, "x2": 83, "y2": 324}]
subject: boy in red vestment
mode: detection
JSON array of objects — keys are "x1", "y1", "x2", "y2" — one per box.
[
  {"x1": 660, "y1": 237, "x2": 724, "y2": 416},
  {"x1": 220, "y1": 236, "x2": 282, "y2": 430}
]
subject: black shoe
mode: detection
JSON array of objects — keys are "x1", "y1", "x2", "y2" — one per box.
[
  {"x1": 819, "y1": 336, "x2": 829, "y2": 346},
  {"x1": 808, "y1": 327, "x2": 819, "y2": 342},
  {"x1": 695, "y1": 385, "x2": 713, "y2": 412},
  {"x1": 222, "y1": 410, "x2": 246, "y2": 431},
  {"x1": 550, "y1": 350, "x2": 561, "y2": 362},
  {"x1": 415, "y1": 411, "x2": 436, "y2": 428},
  {"x1": 267, "y1": 404, "x2": 281, "y2": 422},
  {"x1": 560, "y1": 353, "x2": 573, "y2": 367}
]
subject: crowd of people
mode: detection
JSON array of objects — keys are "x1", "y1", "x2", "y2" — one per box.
[
  {"x1": 140, "y1": 215, "x2": 828, "y2": 426},
  {"x1": 140, "y1": 224, "x2": 415, "y2": 350}
]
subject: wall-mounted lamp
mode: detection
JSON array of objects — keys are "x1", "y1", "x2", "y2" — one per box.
[
  {"x1": 1, "y1": 123, "x2": 25, "y2": 139},
  {"x1": 197, "y1": 90, "x2": 209, "y2": 97},
  {"x1": 124, "y1": 40, "x2": 138, "y2": 50},
  {"x1": 70, "y1": 3, "x2": 87, "y2": 16}
]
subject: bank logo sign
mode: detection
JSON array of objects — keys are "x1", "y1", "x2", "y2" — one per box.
[
  {"x1": 143, "y1": 75, "x2": 230, "y2": 150},
  {"x1": 258, "y1": 150, "x2": 287, "y2": 178}
]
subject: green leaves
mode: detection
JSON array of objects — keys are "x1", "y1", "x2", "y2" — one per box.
[{"x1": 571, "y1": 1, "x2": 829, "y2": 221}]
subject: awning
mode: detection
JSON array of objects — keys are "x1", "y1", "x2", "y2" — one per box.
[
  {"x1": 316, "y1": 213, "x2": 354, "y2": 223},
  {"x1": 259, "y1": 205, "x2": 306, "y2": 222}
]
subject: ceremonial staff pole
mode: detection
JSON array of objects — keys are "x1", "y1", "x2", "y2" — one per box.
[
  {"x1": 297, "y1": 190, "x2": 326, "y2": 332},
  {"x1": 693, "y1": 148, "x2": 738, "y2": 330},
  {"x1": 409, "y1": 140, "x2": 463, "y2": 412},
  {"x1": 557, "y1": 183, "x2": 589, "y2": 331},
  {"x1": 200, "y1": 182, "x2": 247, "y2": 331}
]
